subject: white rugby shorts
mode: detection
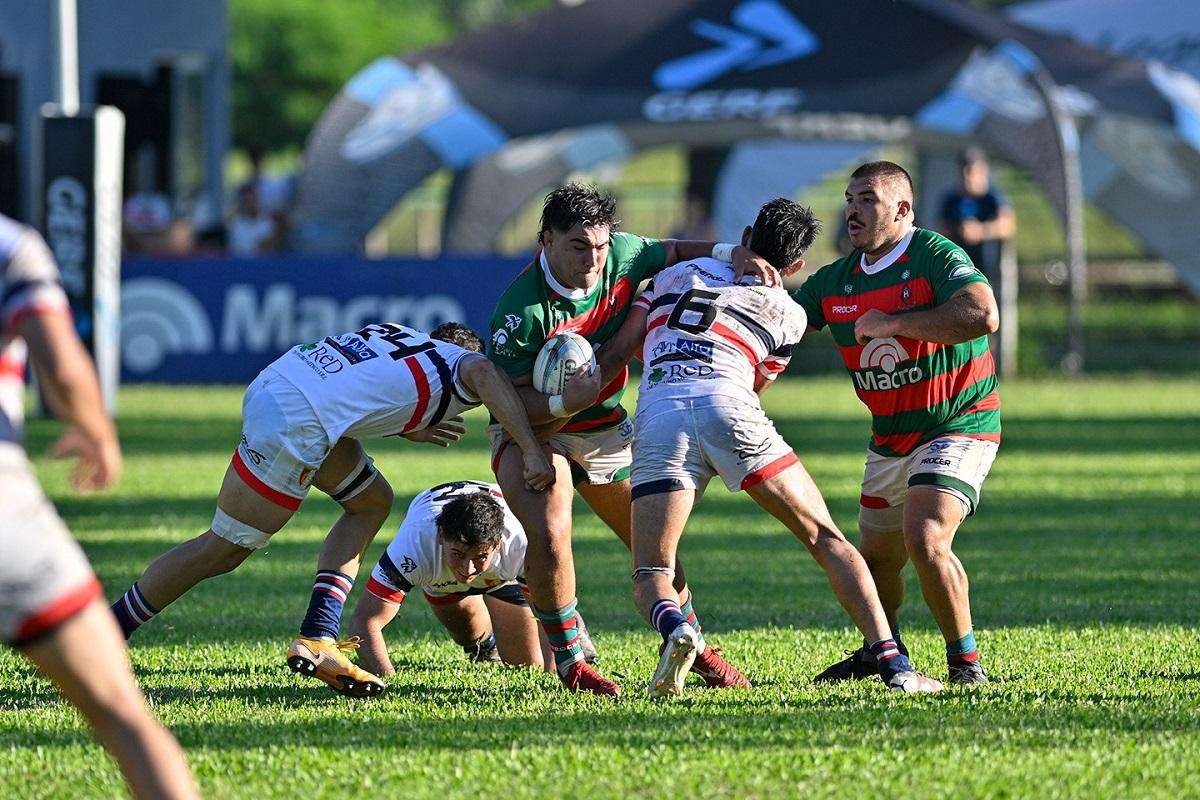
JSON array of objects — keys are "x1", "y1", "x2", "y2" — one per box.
[
  {"x1": 232, "y1": 368, "x2": 331, "y2": 510},
  {"x1": 859, "y1": 435, "x2": 999, "y2": 533},
  {"x1": 0, "y1": 449, "x2": 101, "y2": 646},
  {"x1": 630, "y1": 397, "x2": 797, "y2": 498}
]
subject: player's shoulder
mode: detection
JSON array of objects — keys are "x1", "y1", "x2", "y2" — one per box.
[
  {"x1": 910, "y1": 228, "x2": 973, "y2": 267},
  {"x1": 803, "y1": 251, "x2": 857, "y2": 290},
  {"x1": 610, "y1": 231, "x2": 659, "y2": 255}
]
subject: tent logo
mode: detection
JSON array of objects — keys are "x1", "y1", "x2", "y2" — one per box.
[
  {"x1": 654, "y1": 0, "x2": 820, "y2": 91},
  {"x1": 121, "y1": 278, "x2": 214, "y2": 374}
]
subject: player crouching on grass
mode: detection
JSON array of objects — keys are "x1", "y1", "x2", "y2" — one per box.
[
  {"x1": 603, "y1": 198, "x2": 943, "y2": 697},
  {"x1": 347, "y1": 480, "x2": 597, "y2": 675},
  {"x1": 111, "y1": 322, "x2": 553, "y2": 699}
]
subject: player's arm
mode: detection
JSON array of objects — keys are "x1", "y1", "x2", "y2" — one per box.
[
  {"x1": 18, "y1": 309, "x2": 122, "y2": 491},
  {"x1": 347, "y1": 592, "x2": 403, "y2": 677},
  {"x1": 458, "y1": 355, "x2": 555, "y2": 491},
  {"x1": 854, "y1": 283, "x2": 999, "y2": 345},
  {"x1": 596, "y1": 304, "x2": 648, "y2": 383}
]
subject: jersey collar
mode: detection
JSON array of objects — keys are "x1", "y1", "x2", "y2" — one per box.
[
  {"x1": 860, "y1": 227, "x2": 915, "y2": 275},
  {"x1": 540, "y1": 249, "x2": 597, "y2": 301}
]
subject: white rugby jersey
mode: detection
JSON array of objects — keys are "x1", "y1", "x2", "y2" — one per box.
[
  {"x1": 267, "y1": 322, "x2": 482, "y2": 441},
  {"x1": 634, "y1": 258, "x2": 806, "y2": 407},
  {"x1": 0, "y1": 214, "x2": 72, "y2": 448},
  {"x1": 366, "y1": 480, "x2": 527, "y2": 603}
]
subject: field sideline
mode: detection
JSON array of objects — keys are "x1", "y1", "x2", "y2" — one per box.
[{"x1": 2, "y1": 376, "x2": 1198, "y2": 798}]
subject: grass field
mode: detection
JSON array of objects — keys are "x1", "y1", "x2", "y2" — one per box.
[{"x1": 2, "y1": 376, "x2": 1198, "y2": 799}]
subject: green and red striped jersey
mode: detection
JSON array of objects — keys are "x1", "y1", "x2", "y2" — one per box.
[
  {"x1": 488, "y1": 232, "x2": 667, "y2": 431},
  {"x1": 793, "y1": 227, "x2": 1001, "y2": 456}
]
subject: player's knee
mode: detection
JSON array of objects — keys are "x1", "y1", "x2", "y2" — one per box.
[
  {"x1": 861, "y1": 539, "x2": 906, "y2": 574},
  {"x1": 341, "y1": 473, "x2": 393, "y2": 522},
  {"x1": 905, "y1": 532, "x2": 953, "y2": 567}
]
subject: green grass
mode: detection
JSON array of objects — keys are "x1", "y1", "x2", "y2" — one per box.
[{"x1": 3, "y1": 377, "x2": 1199, "y2": 798}]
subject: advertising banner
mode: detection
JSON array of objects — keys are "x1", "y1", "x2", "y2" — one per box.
[{"x1": 120, "y1": 255, "x2": 528, "y2": 384}]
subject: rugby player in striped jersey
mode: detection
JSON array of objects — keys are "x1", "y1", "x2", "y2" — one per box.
[
  {"x1": 793, "y1": 161, "x2": 1001, "y2": 685},
  {"x1": 111, "y1": 322, "x2": 553, "y2": 698},
  {"x1": 608, "y1": 198, "x2": 942, "y2": 697}
]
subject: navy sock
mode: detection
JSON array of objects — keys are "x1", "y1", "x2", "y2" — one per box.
[
  {"x1": 299, "y1": 570, "x2": 353, "y2": 640},
  {"x1": 870, "y1": 637, "x2": 915, "y2": 679},
  {"x1": 111, "y1": 582, "x2": 159, "y2": 639},
  {"x1": 650, "y1": 598, "x2": 689, "y2": 640}
]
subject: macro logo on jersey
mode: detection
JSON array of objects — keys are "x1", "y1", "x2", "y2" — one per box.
[
  {"x1": 325, "y1": 333, "x2": 378, "y2": 365},
  {"x1": 854, "y1": 338, "x2": 924, "y2": 391},
  {"x1": 649, "y1": 337, "x2": 714, "y2": 366}
]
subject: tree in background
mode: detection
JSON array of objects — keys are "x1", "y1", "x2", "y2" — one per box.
[{"x1": 230, "y1": 0, "x2": 554, "y2": 156}]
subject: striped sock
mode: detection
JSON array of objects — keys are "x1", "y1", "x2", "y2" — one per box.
[
  {"x1": 870, "y1": 637, "x2": 915, "y2": 680},
  {"x1": 650, "y1": 599, "x2": 688, "y2": 641},
  {"x1": 532, "y1": 599, "x2": 585, "y2": 676},
  {"x1": 861, "y1": 623, "x2": 906, "y2": 660},
  {"x1": 946, "y1": 630, "x2": 979, "y2": 666},
  {"x1": 111, "y1": 582, "x2": 159, "y2": 639},
  {"x1": 299, "y1": 570, "x2": 354, "y2": 641}
]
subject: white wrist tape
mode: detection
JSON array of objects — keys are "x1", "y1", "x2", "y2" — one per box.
[
  {"x1": 548, "y1": 394, "x2": 570, "y2": 418},
  {"x1": 711, "y1": 242, "x2": 736, "y2": 262}
]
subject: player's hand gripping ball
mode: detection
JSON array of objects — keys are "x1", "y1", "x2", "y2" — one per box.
[{"x1": 532, "y1": 332, "x2": 596, "y2": 394}]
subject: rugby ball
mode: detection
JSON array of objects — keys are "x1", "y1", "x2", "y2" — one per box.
[{"x1": 532, "y1": 332, "x2": 596, "y2": 394}]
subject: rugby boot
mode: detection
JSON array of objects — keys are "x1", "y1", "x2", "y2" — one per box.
[
  {"x1": 286, "y1": 636, "x2": 385, "y2": 698},
  {"x1": 885, "y1": 670, "x2": 944, "y2": 693},
  {"x1": 947, "y1": 661, "x2": 990, "y2": 685},
  {"x1": 812, "y1": 646, "x2": 879, "y2": 683},
  {"x1": 648, "y1": 623, "x2": 699, "y2": 700},
  {"x1": 560, "y1": 660, "x2": 622, "y2": 698},
  {"x1": 660, "y1": 639, "x2": 750, "y2": 689}
]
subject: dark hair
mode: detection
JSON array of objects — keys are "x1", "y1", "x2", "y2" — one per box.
[
  {"x1": 537, "y1": 182, "x2": 619, "y2": 245},
  {"x1": 747, "y1": 198, "x2": 821, "y2": 271},
  {"x1": 437, "y1": 492, "x2": 506, "y2": 549},
  {"x1": 850, "y1": 160, "x2": 915, "y2": 203},
  {"x1": 430, "y1": 322, "x2": 484, "y2": 353}
]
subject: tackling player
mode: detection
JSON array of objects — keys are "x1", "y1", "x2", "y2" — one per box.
[
  {"x1": 608, "y1": 199, "x2": 943, "y2": 697},
  {"x1": 487, "y1": 183, "x2": 777, "y2": 696},
  {"x1": 1, "y1": 214, "x2": 198, "y2": 799},
  {"x1": 111, "y1": 322, "x2": 554, "y2": 698},
  {"x1": 348, "y1": 480, "x2": 597, "y2": 675},
  {"x1": 793, "y1": 161, "x2": 1000, "y2": 685}
]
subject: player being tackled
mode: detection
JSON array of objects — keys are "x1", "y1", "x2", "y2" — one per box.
[{"x1": 604, "y1": 198, "x2": 943, "y2": 697}]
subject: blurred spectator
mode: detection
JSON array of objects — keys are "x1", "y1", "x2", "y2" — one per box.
[
  {"x1": 227, "y1": 181, "x2": 280, "y2": 256},
  {"x1": 123, "y1": 191, "x2": 195, "y2": 256},
  {"x1": 670, "y1": 192, "x2": 718, "y2": 241},
  {"x1": 936, "y1": 147, "x2": 1016, "y2": 278}
]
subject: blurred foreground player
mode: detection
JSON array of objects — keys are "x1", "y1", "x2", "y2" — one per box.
[
  {"x1": 0, "y1": 214, "x2": 198, "y2": 799},
  {"x1": 112, "y1": 322, "x2": 553, "y2": 698}
]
